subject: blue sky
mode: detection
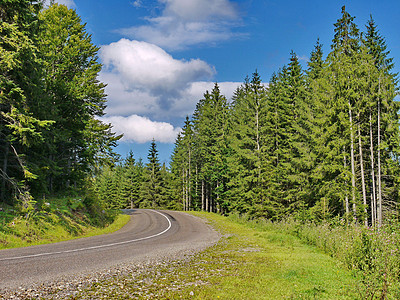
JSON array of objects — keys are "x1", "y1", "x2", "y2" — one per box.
[{"x1": 51, "y1": 0, "x2": 400, "y2": 165}]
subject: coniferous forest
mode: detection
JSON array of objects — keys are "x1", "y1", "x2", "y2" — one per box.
[
  {"x1": 169, "y1": 6, "x2": 400, "y2": 226},
  {"x1": 3, "y1": 2, "x2": 400, "y2": 296},
  {"x1": 2, "y1": 3, "x2": 400, "y2": 230}
]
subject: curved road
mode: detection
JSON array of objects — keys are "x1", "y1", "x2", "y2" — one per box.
[{"x1": 0, "y1": 209, "x2": 219, "y2": 290}]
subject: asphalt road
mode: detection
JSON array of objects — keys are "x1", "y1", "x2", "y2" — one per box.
[{"x1": 0, "y1": 209, "x2": 219, "y2": 290}]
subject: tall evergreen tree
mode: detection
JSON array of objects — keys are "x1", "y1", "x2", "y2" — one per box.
[
  {"x1": 363, "y1": 16, "x2": 400, "y2": 226},
  {"x1": 192, "y1": 83, "x2": 229, "y2": 213},
  {"x1": 170, "y1": 117, "x2": 195, "y2": 210},
  {"x1": 143, "y1": 140, "x2": 164, "y2": 208},
  {"x1": 121, "y1": 151, "x2": 142, "y2": 209},
  {"x1": 228, "y1": 71, "x2": 268, "y2": 215}
]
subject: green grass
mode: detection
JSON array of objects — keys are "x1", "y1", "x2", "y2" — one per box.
[
  {"x1": 0, "y1": 197, "x2": 131, "y2": 250},
  {"x1": 77, "y1": 212, "x2": 360, "y2": 299}
]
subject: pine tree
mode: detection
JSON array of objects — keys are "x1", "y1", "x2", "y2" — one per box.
[
  {"x1": 262, "y1": 72, "x2": 286, "y2": 218},
  {"x1": 143, "y1": 140, "x2": 164, "y2": 208},
  {"x1": 305, "y1": 40, "x2": 336, "y2": 220},
  {"x1": 228, "y1": 71, "x2": 268, "y2": 216},
  {"x1": 192, "y1": 83, "x2": 229, "y2": 213},
  {"x1": 363, "y1": 16, "x2": 400, "y2": 226},
  {"x1": 121, "y1": 151, "x2": 141, "y2": 209},
  {"x1": 170, "y1": 117, "x2": 196, "y2": 210},
  {"x1": 320, "y1": 6, "x2": 362, "y2": 219}
]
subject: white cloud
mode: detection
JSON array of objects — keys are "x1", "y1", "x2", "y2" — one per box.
[
  {"x1": 162, "y1": 0, "x2": 237, "y2": 21},
  {"x1": 100, "y1": 39, "x2": 215, "y2": 94},
  {"x1": 99, "y1": 81, "x2": 240, "y2": 144},
  {"x1": 99, "y1": 39, "x2": 220, "y2": 118},
  {"x1": 101, "y1": 64, "x2": 240, "y2": 118},
  {"x1": 43, "y1": 0, "x2": 76, "y2": 8},
  {"x1": 99, "y1": 72, "x2": 159, "y2": 116},
  {"x1": 100, "y1": 115, "x2": 181, "y2": 144},
  {"x1": 118, "y1": 0, "x2": 241, "y2": 50}
]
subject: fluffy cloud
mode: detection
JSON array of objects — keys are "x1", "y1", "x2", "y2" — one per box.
[
  {"x1": 100, "y1": 39, "x2": 215, "y2": 95},
  {"x1": 98, "y1": 36, "x2": 242, "y2": 144},
  {"x1": 100, "y1": 115, "x2": 181, "y2": 144},
  {"x1": 118, "y1": 0, "x2": 241, "y2": 50},
  {"x1": 99, "y1": 39, "x2": 221, "y2": 118},
  {"x1": 101, "y1": 66, "x2": 240, "y2": 118}
]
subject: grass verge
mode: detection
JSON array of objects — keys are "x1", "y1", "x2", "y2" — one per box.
[
  {"x1": 76, "y1": 212, "x2": 360, "y2": 299},
  {"x1": 0, "y1": 197, "x2": 130, "y2": 250}
]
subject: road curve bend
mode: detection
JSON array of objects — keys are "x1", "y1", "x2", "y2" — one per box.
[{"x1": 0, "y1": 209, "x2": 219, "y2": 290}]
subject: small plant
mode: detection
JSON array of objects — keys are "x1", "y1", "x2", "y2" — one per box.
[{"x1": 259, "y1": 217, "x2": 400, "y2": 298}]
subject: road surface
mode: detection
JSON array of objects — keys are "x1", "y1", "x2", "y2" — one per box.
[{"x1": 0, "y1": 209, "x2": 219, "y2": 290}]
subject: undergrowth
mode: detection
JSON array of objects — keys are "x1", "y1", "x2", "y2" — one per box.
[
  {"x1": 0, "y1": 196, "x2": 129, "y2": 250},
  {"x1": 228, "y1": 213, "x2": 400, "y2": 299}
]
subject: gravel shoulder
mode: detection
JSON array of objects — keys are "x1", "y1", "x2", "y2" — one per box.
[{"x1": 0, "y1": 210, "x2": 220, "y2": 299}]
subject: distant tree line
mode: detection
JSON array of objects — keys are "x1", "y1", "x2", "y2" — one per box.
[
  {"x1": 92, "y1": 140, "x2": 179, "y2": 211},
  {"x1": 0, "y1": 1, "x2": 121, "y2": 209},
  {"x1": 170, "y1": 6, "x2": 399, "y2": 225}
]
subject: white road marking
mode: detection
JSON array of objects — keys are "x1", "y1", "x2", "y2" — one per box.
[{"x1": 0, "y1": 210, "x2": 172, "y2": 262}]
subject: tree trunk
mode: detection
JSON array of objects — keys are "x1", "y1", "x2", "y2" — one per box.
[
  {"x1": 358, "y1": 123, "x2": 367, "y2": 226},
  {"x1": 185, "y1": 168, "x2": 189, "y2": 211},
  {"x1": 216, "y1": 180, "x2": 221, "y2": 213},
  {"x1": 209, "y1": 183, "x2": 213, "y2": 213},
  {"x1": 182, "y1": 169, "x2": 186, "y2": 211},
  {"x1": 349, "y1": 103, "x2": 357, "y2": 216},
  {"x1": 377, "y1": 98, "x2": 382, "y2": 226},
  {"x1": 369, "y1": 110, "x2": 377, "y2": 227},
  {"x1": 195, "y1": 164, "x2": 198, "y2": 203},
  {"x1": 343, "y1": 148, "x2": 349, "y2": 216},
  {"x1": 1, "y1": 143, "x2": 9, "y2": 203},
  {"x1": 206, "y1": 182, "x2": 209, "y2": 212},
  {"x1": 201, "y1": 179, "x2": 205, "y2": 211},
  {"x1": 256, "y1": 104, "x2": 261, "y2": 185}
]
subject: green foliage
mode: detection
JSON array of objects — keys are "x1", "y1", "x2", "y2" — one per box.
[
  {"x1": 32, "y1": 3, "x2": 121, "y2": 194},
  {"x1": 92, "y1": 143, "x2": 179, "y2": 210},
  {"x1": 0, "y1": 195, "x2": 127, "y2": 249},
  {"x1": 265, "y1": 217, "x2": 400, "y2": 298},
  {"x1": 169, "y1": 6, "x2": 400, "y2": 227},
  {"x1": 0, "y1": 2, "x2": 120, "y2": 213},
  {"x1": 0, "y1": 0, "x2": 50, "y2": 204},
  {"x1": 228, "y1": 71, "x2": 267, "y2": 215},
  {"x1": 142, "y1": 140, "x2": 165, "y2": 208}
]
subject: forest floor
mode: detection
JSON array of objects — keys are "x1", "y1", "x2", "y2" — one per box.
[{"x1": 69, "y1": 212, "x2": 361, "y2": 299}]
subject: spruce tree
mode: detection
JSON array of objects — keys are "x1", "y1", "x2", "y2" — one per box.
[
  {"x1": 363, "y1": 16, "x2": 400, "y2": 225},
  {"x1": 192, "y1": 83, "x2": 229, "y2": 213},
  {"x1": 121, "y1": 151, "x2": 142, "y2": 209},
  {"x1": 228, "y1": 71, "x2": 268, "y2": 216},
  {"x1": 143, "y1": 140, "x2": 164, "y2": 208}
]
